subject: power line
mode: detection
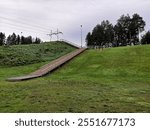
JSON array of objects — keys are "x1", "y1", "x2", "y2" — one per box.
[
  {"x1": 0, "y1": 15, "x2": 64, "y2": 41},
  {"x1": 0, "y1": 22, "x2": 47, "y2": 35},
  {"x1": 0, "y1": 15, "x2": 50, "y2": 30},
  {"x1": 0, "y1": 18, "x2": 48, "y2": 33},
  {"x1": 0, "y1": 16, "x2": 50, "y2": 32}
]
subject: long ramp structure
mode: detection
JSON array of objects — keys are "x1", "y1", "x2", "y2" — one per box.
[{"x1": 7, "y1": 48, "x2": 86, "y2": 82}]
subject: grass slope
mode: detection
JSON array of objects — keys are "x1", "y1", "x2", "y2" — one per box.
[
  {"x1": 0, "y1": 41, "x2": 76, "y2": 66},
  {"x1": 0, "y1": 45, "x2": 150, "y2": 112}
]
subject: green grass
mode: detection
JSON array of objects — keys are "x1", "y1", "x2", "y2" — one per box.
[
  {"x1": 0, "y1": 41, "x2": 76, "y2": 66},
  {"x1": 0, "y1": 45, "x2": 150, "y2": 112}
]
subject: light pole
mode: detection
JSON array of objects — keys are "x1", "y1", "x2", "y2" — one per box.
[
  {"x1": 138, "y1": 28, "x2": 141, "y2": 43},
  {"x1": 80, "y1": 25, "x2": 83, "y2": 48},
  {"x1": 50, "y1": 30, "x2": 52, "y2": 41},
  {"x1": 20, "y1": 32, "x2": 22, "y2": 44}
]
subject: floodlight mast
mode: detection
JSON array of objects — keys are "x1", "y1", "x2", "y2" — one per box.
[
  {"x1": 20, "y1": 32, "x2": 23, "y2": 44},
  {"x1": 80, "y1": 25, "x2": 83, "y2": 48}
]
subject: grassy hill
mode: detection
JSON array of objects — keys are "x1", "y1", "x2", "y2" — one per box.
[
  {"x1": 0, "y1": 45, "x2": 150, "y2": 112},
  {"x1": 0, "y1": 41, "x2": 76, "y2": 66}
]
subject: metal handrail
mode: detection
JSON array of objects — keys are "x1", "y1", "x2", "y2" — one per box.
[{"x1": 60, "y1": 39, "x2": 81, "y2": 48}]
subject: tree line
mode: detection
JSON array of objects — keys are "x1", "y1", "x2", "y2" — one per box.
[
  {"x1": 0, "y1": 32, "x2": 41, "y2": 46},
  {"x1": 86, "y1": 13, "x2": 150, "y2": 49}
]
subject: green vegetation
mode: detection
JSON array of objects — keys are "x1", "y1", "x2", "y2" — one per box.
[
  {"x1": 0, "y1": 45, "x2": 150, "y2": 112},
  {"x1": 0, "y1": 41, "x2": 76, "y2": 66},
  {"x1": 86, "y1": 13, "x2": 147, "y2": 48},
  {"x1": 0, "y1": 32, "x2": 41, "y2": 46}
]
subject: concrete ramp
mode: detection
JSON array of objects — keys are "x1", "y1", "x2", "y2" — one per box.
[{"x1": 7, "y1": 48, "x2": 86, "y2": 82}]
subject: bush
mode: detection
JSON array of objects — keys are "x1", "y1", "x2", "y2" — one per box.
[{"x1": 0, "y1": 42, "x2": 75, "y2": 66}]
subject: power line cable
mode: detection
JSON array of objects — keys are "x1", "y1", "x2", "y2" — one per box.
[
  {"x1": 0, "y1": 20, "x2": 48, "y2": 34},
  {"x1": 0, "y1": 16, "x2": 50, "y2": 32},
  {"x1": 0, "y1": 22, "x2": 47, "y2": 35},
  {"x1": 0, "y1": 13, "x2": 52, "y2": 30},
  {"x1": 0, "y1": 15, "x2": 50, "y2": 30}
]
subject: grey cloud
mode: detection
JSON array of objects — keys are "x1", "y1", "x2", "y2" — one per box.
[{"x1": 0, "y1": 0, "x2": 150, "y2": 45}]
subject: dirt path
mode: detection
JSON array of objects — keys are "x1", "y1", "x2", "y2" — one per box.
[{"x1": 7, "y1": 48, "x2": 86, "y2": 82}]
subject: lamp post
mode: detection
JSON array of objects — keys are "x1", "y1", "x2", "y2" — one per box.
[
  {"x1": 20, "y1": 32, "x2": 22, "y2": 44},
  {"x1": 50, "y1": 30, "x2": 52, "y2": 41},
  {"x1": 80, "y1": 25, "x2": 82, "y2": 48},
  {"x1": 138, "y1": 28, "x2": 141, "y2": 43}
]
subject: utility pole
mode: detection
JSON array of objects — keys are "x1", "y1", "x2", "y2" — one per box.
[
  {"x1": 57, "y1": 29, "x2": 59, "y2": 41},
  {"x1": 47, "y1": 30, "x2": 53, "y2": 42},
  {"x1": 80, "y1": 25, "x2": 83, "y2": 48},
  {"x1": 56, "y1": 29, "x2": 63, "y2": 41},
  {"x1": 138, "y1": 28, "x2": 141, "y2": 43},
  {"x1": 47, "y1": 29, "x2": 63, "y2": 42},
  {"x1": 50, "y1": 30, "x2": 52, "y2": 41},
  {"x1": 20, "y1": 32, "x2": 23, "y2": 44}
]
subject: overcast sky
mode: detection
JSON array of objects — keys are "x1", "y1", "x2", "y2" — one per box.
[{"x1": 0, "y1": 0, "x2": 150, "y2": 46}]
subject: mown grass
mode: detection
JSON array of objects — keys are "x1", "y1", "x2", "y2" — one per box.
[
  {"x1": 0, "y1": 45, "x2": 150, "y2": 112},
  {"x1": 0, "y1": 41, "x2": 76, "y2": 66}
]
